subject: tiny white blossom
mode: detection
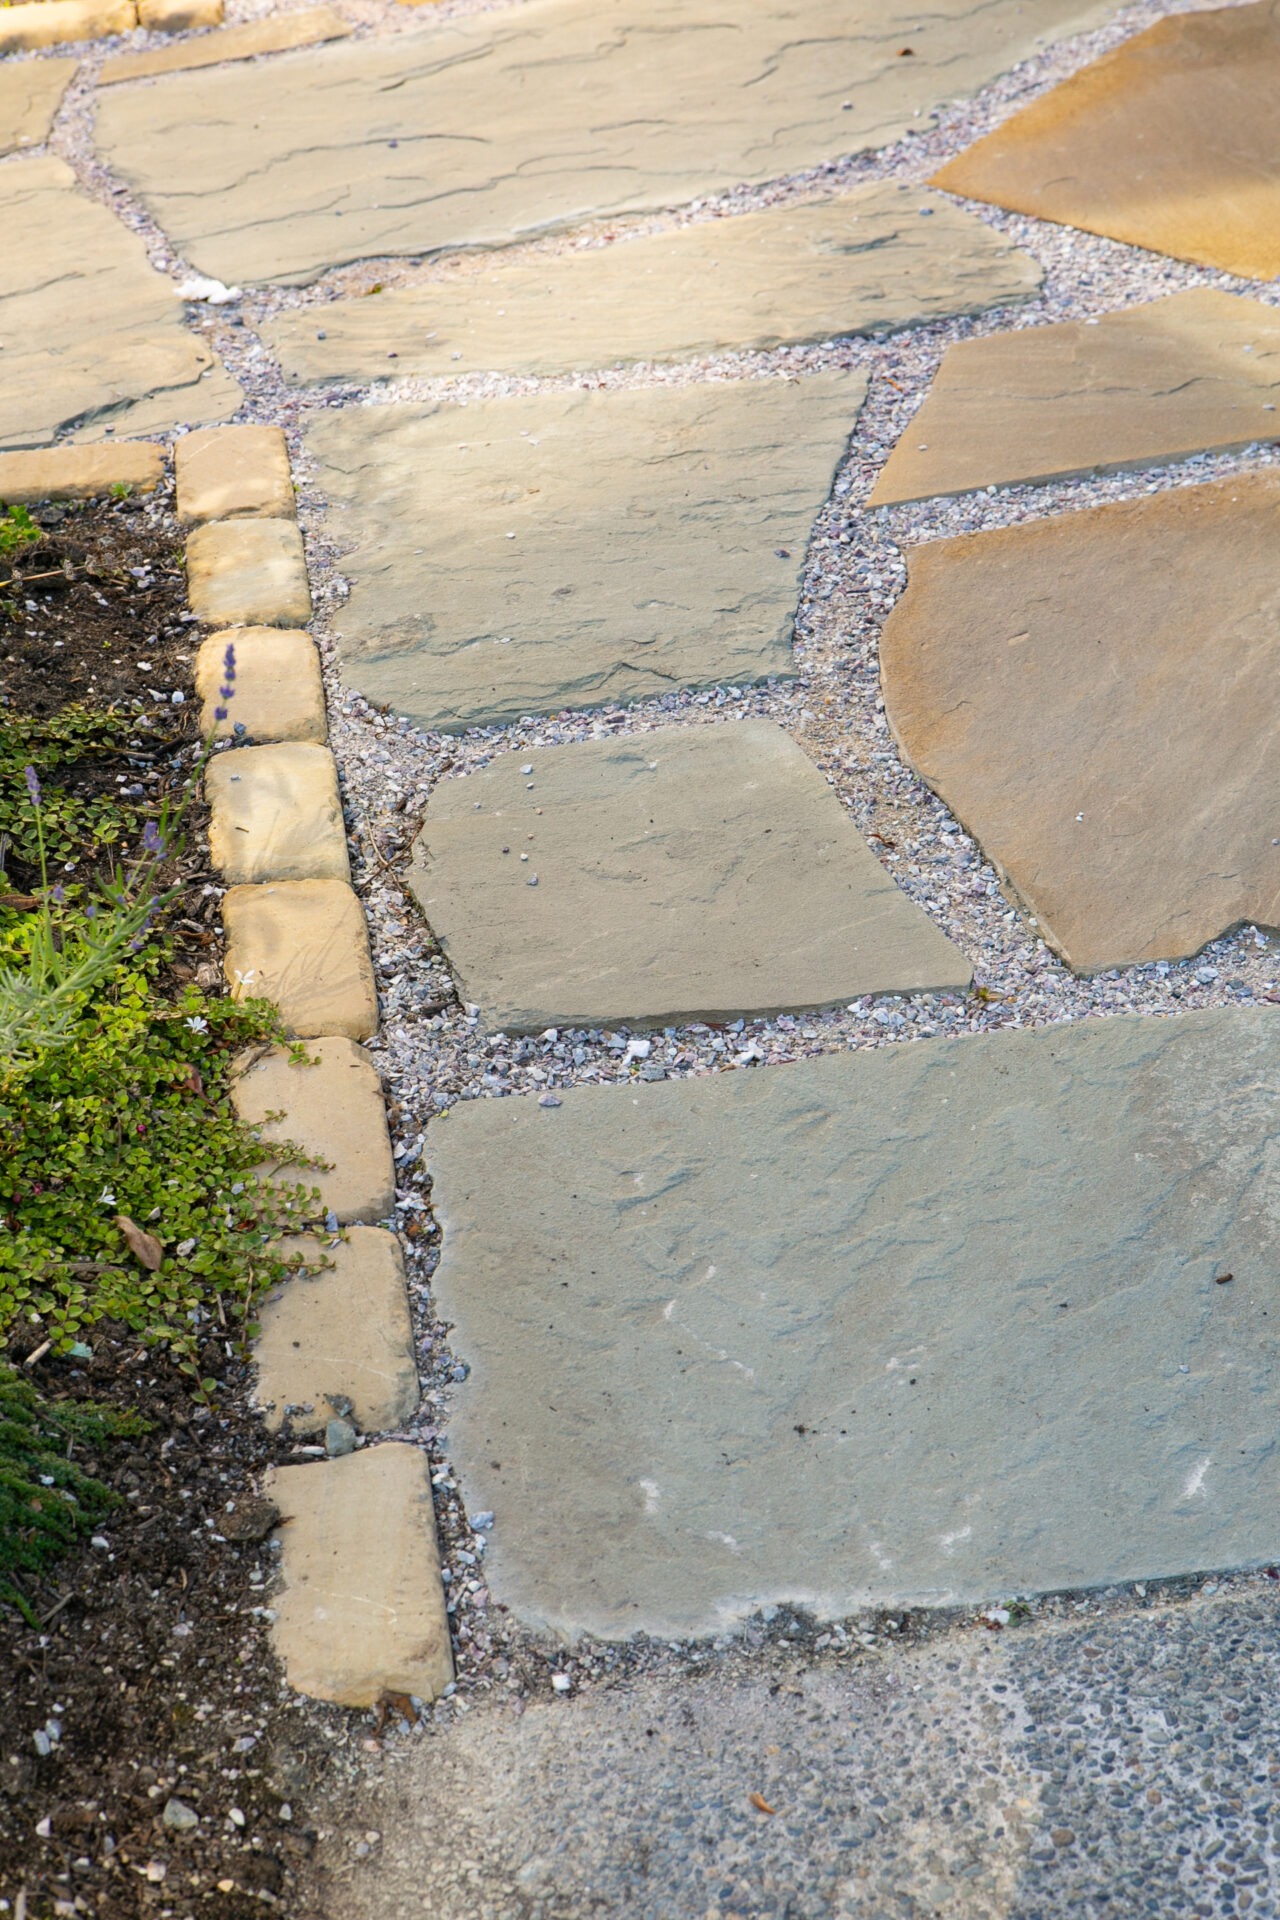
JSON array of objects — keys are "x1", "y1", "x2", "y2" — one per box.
[
  {"x1": 185, "y1": 1015, "x2": 208, "y2": 1032},
  {"x1": 98, "y1": 1187, "x2": 116, "y2": 1207}
]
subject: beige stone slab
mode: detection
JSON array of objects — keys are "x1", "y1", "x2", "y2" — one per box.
[
  {"x1": 0, "y1": 440, "x2": 164, "y2": 502},
  {"x1": 100, "y1": 5, "x2": 351, "y2": 83},
  {"x1": 267, "y1": 186, "x2": 1040, "y2": 386},
  {"x1": 870, "y1": 292, "x2": 1280, "y2": 506},
  {"x1": 932, "y1": 2, "x2": 1280, "y2": 281},
  {"x1": 268, "y1": 1445, "x2": 453, "y2": 1707},
  {"x1": 195, "y1": 627, "x2": 326, "y2": 743},
  {"x1": 254, "y1": 1227, "x2": 417, "y2": 1435},
  {"x1": 880, "y1": 472, "x2": 1280, "y2": 973},
  {"x1": 409, "y1": 721, "x2": 969, "y2": 1030},
  {"x1": 223, "y1": 879, "x2": 378, "y2": 1039},
  {"x1": 137, "y1": 0, "x2": 221, "y2": 27},
  {"x1": 93, "y1": 0, "x2": 1118, "y2": 288},
  {"x1": 185, "y1": 518, "x2": 311, "y2": 627},
  {"x1": 0, "y1": 55, "x2": 76, "y2": 155},
  {"x1": 175, "y1": 424, "x2": 294, "y2": 525},
  {"x1": 0, "y1": 0, "x2": 133, "y2": 52},
  {"x1": 0, "y1": 155, "x2": 241, "y2": 450},
  {"x1": 232, "y1": 1035, "x2": 394, "y2": 1223},
  {"x1": 307, "y1": 372, "x2": 863, "y2": 731},
  {"x1": 206, "y1": 742, "x2": 348, "y2": 885}
]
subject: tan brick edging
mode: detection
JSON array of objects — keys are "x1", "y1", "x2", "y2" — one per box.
[{"x1": 0, "y1": 0, "x2": 222, "y2": 55}]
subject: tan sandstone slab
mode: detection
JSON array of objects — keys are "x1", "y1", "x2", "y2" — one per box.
[
  {"x1": 0, "y1": 0, "x2": 133, "y2": 52},
  {"x1": 870, "y1": 291, "x2": 1280, "y2": 506},
  {"x1": 308, "y1": 372, "x2": 863, "y2": 731},
  {"x1": 136, "y1": 0, "x2": 221, "y2": 27},
  {"x1": 0, "y1": 155, "x2": 241, "y2": 450},
  {"x1": 880, "y1": 472, "x2": 1280, "y2": 973},
  {"x1": 206, "y1": 742, "x2": 349, "y2": 885},
  {"x1": 0, "y1": 441, "x2": 164, "y2": 502},
  {"x1": 223, "y1": 880, "x2": 378, "y2": 1039},
  {"x1": 267, "y1": 186, "x2": 1040, "y2": 387},
  {"x1": 268, "y1": 1446, "x2": 453, "y2": 1707},
  {"x1": 232, "y1": 1035, "x2": 394, "y2": 1223},
  {"x1": 93, "y1": 0, "x2": 1117, "y2": 288},
  {"x1": 0, "y1": 56, "x2": 76, "y2": 155},
  {"x1": 100, "y1": 5, "x2": 351, "y2": 83},
  {"x1": 409, "y1": 722, "x2": 970, "y2": 1031},
  {"x1": 254, "y1": 1227, "x2": 417, "y2": 1435},
  {"x1": 195, "y1": 628, "x2": 326, "y2": 743},
  {"x1": 175, "y1": 424, "x2": 294, "y2": 525},
  {"x1": 932, "y1": 1, "x2": 1280, "y2": 281},
  {"x1": 185, "y1": 519, "x2": 311, "y2": 628}
]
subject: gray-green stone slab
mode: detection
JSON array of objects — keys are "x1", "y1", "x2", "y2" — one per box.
[
  {"x1": 409, "y1": 721, "x2": 969, "y2": 1029},
  {"x1": 307, "y1": 372, "x2": 863, "y2": 731},
  {"x1": 93, "y1": 0, "x2": 1117, "y2": 288},
  {"x1": 429, "y1": 1008, "x2": 1280, "y2": 1638}
]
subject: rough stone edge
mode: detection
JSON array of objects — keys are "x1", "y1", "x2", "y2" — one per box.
[
  {"x1": 0, "y1": 0, "x2": 138, "y2": 53},
  {"x1": 0, "y1": 441, "x2": 166, "y2": 502}
]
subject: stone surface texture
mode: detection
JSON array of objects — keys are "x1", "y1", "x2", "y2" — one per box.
[
  {"x1": 136, "y1": 0, "x2": 221, "y2": 26},
  {"x1": 0, "y1": 55, "x2": 76, "y2": 154},
  {"x1": 429, "y1": 1009, "x2": 1280, "y2": 1638},
  {"x1": 266, "y1": 185, "x2": 1040, "y2": 386},
  {"x1": 93, "y1": 0, "x2": 1116, "y2": 287},
  {"x1": 881, "y1": 472, "x2": 1280, "y2": 972},
  {"x1": 100, "y1": 4, "x2": 350, "y2": 82},
  {"x1": 308, "y1": 373, "x2": 863, "y2": 731},
  {"x1": 185, "y1": 518, "x2": 311, "y2": 628},
  {"x1": 195, "y1": 627, "x2": 326, "y2": 743},
  {"x1": 268, "y1": 1446, "x2": 453, "y2": 1707},
  {"x1": 0, "y1": 0, "x2": 133, "y2": 52},
  {"x1": 0, "y1": 442, "x2": 164, "y2": 502},
  {"x1": 870, "y1": 291, "x2": 1280, "y2": 506},
  {"x1": 223, "y1": 880, "x2": 378, "y2": 1039},
  {"x1": 254, "y1": 1227, "x2": 417, "y2": 1435},
  {"x1": 409, "y1": 721, "x2": 969, "y2": 1030},
  {"x1": 175, "y1": 424, "x2": 294, "y2": 525},
  {"x1": 0, "y1": 156, "x2": 240, "y2": 450},
  {"x1": 231, "y1": 1035, "x2": 394, "y2": 1223},
  {"x1": 206, "y1": 742, "x2": 349, "y2": 885},
  {"x1": 932, "y1": 0, "x2": 1280, "y2": 280}
]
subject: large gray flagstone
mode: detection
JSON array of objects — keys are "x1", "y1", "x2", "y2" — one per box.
[
  {"x1": 266, "y1": 186, "x2": 1041, "y2": 387},
  {"x1": 428, "y1": 1008, "x2": 1280, "y2": 1639},
  {"x1": 0, "y1": 55, "x2": 76, "y2": 157},
  {"x1": 94, "y1": 0, "x2": 1117, "y2": 288},
  {"x1": 0, "y1": 155, "x2": 241, "y2": 450},
  {"x1": 408, "y1": 721, "x2": 969, "y2": 1030},
  {"x1": 307, "y1": 372, "x2": 863, "y2": 731}
]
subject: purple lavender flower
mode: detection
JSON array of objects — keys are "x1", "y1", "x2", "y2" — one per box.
[
  {"x1": 222, "y1": 641, "x2": 237, "y2": 681},
  {"x1": 50, "y1": 884, "x2": 66, "y2": 905},
  {"x1": 23, "y1": 765, "x2": 40, "y2": 805},
  {"x1": 142, "y1": 820, "x2": 166, "y2": 857},
  {"x1": 214, "y1": 706, "x2": 228, "y2": 722}
]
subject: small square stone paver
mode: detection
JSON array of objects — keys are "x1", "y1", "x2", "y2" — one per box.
[
  {"x1": 0, "y1": 0, "x2": 133, "y2": 52},
  {"x1": 100, "y1": 5, "x2": 351, "y2": 84},
  {"x1": 231, "y1": 1035, "x2": 394, "y2": 1223},
  {"x1": 185, "y1": 518, "x2": 311, "y2": 628},
  {"x1": 880, "y1": 472, "x2": 1280, "y2": 972},
  {"x1": 254, "y1": 1227, "x2": 417, "y2": 1434},
  {"x1": 175, "y1": 424, "x2": 294, "y2": 526},
  {"x1": 0, "y1": 442, "x2": 164, "y2": 502},
  {"x1": 266, "y1": 185, "x2": 1040, "y2": 386},
  {"x1": 223, "y1": 879, "x2": 378, "y2": 1039},
  {"x1": 932, "y1": 2, "x2": 1280, "y2": 280},
  {"x1": 195, "y1": 628, "x2": 326, "y2": 743},
  {"x1": 409, "y1": 722, "x2": 969, "y2": 1030},
  {"x1": 268, "y1": 1445, "x2": 453, "y2": 1707},
  {"x1": 307, "y1": 372, "x2": 863, "y2": 730},
  {"x1": 870, "y1": 291, "x2": 1280, "y2": 506},
  {"x1": 428, "y1": 1008, "x2": 1280, "y2": 1637},
  {"x1": 0, "y1": 55, "x2": 76, "y2": 155},
  {"x1": 206, "y1": 742, "x2": 349, "y2": 885}
]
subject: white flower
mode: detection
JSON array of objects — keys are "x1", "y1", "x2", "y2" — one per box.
[
  {"x1": 184, "y1": 1015, "x2": 208, "y2": 1033},
  {"x1": 98, "y1": 1187, "x2": 116, "y2": 1207}
]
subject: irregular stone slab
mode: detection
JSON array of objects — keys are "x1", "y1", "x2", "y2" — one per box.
[
  {"x1": 195, "y1": 627, "x2": 326, "y2": 743},
  {"x1": 0, "y1": 55, "x2": 76, "y2": 155},
  {"x1": 429, "y1": 1009, "x2": 1280, "y2": 1637},
  {"x1": 0, "y1": 155, "x2": 240, "y2": 450},
  {"x1": 268, "y1": 1445, "x2": 453, "y2": 1706},
  {"x1": 881, "y1": 473, "x2": 1280, "y2": 972},
  {"x1": 223, "y1": 879, "x2": 378, "y2": 1039},
  {"x1": 268, "y1": 186, "x2": 1040, "y2": 386},
  {"x1": 254, "y1": 1227, "x2": 417, "y2": 1435},
  {"x1": 137, "y1": 0, "x2": 221, "y2": 27},
  {"x1": 932, "y1": 2, "x2": 1280, "y2": 281},
  {"x1": 206, "y1": 742, "x2": 348, "y2": 885},
  {"x1": 0, "y1": 441, "x2": 163, "y2": 502},
  {"x1": 232, "y1": 1035, "x2": 394, "y2": 1223},
  {"x1": 175, "y1": 424, "x2": 294, "y2": 526},
  {"x1": 870, "y1": 292, "x2": 1280, "y2": 506},
  {"x1": 185, "y1": 518, "x2": 311, "y2": 628},
  {"x1": 0, "y1": 0, "x2": 133, "y2": 52},
  {"x1": 409, "y1": 722, "x2": 969, "y2": 1030},
  {"x1": 94, "y1": 0, "x2": 1117, "y2": 288},
  {"x1": 308, "y1": 373, "x2": 862, "y2": 731},
  {"x1": 100, "y1": 5, "x2": 351, "y2": 84}
]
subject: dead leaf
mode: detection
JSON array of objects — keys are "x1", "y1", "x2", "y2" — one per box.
[
  {"x1": 748, "y1": 1792, "x2": 777, "y2": 1816},
  {"x1": 116, "y1": 1215, "x2": 163, "y2": 1271}
]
